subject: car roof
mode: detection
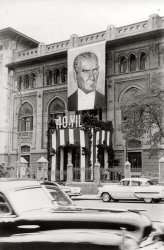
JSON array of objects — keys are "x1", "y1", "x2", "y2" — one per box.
[
  {"x1": 40, "y1": 180, "x2": 59, "y2": 186},
  {"x1": 0, "y1": 178, "x2": 41, "y2": 194}
]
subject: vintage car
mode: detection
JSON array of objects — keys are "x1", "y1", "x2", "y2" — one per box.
[
  {"x1": 43, "y1": 180, "x2": 82, "y2": 197},
  {"x1": 98, "y1": 177, "x2": 164, "y2": 203},
  {"x1": 0, "y1": 178, "x2": 164, "y2": 249},
  {"x1": 58, "y1": 182, "x2": 82, "y2": 197}
]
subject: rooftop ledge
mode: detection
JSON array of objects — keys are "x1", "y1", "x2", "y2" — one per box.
[{"x1": 11, "y1": 14, "x2": 164, "y2": 63}]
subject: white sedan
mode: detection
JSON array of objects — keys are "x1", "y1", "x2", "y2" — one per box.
[
  {"x1": 98, "y1": 177, "x2": 164, "y2": 203},
  {"x1": 42, "y1": 181, "x2": 81, "y2": 197},
  {"x1": 59, "y1": 183, "x2": 82, "y2": 197}
]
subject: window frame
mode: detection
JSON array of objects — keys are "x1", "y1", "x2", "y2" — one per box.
[
  {"x1": 0, "y1": 193, "x2": 12, "y2": 215},
  {"x1": 129, "y1": 54, "x2": 137, "y2": 72}
]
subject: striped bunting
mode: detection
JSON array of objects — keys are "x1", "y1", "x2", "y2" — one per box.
[{"x1": 53, "y1": 129, "x2": 110, "y2": 147}]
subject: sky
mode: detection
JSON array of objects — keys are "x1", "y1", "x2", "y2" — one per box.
[{"x1": 0, "y1": 0, "x2": 164, "y2": 44}]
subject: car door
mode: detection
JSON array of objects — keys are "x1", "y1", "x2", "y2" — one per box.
[
  {"x1": 0, "y1": 193, "x2": 18, "y2": 237},
  {"x1": 114, "y1": 180, "x2": 131, "y2": 199},
  {"x1": 129, "y1": 180, "x2": 142, "y2": 199}
]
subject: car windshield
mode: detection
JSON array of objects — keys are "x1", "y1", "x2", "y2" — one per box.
[{"x1": 10, "y1": 187, "x2": 53, "y2": 213}]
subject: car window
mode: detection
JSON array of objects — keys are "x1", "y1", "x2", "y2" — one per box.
[
  {"x1": 0, "y1": 194, "x2": 11, "y2": 214},
  {"x1": 145, "y1": 180, "x2": 154, "y2": 186},
  {"x1": 120, "y1": 180, "x2": 130, "y2": 186},
  {"x1": 10, "y1": 187, "x2": 53, "y2": 213},
  {"x1": 131, "y1": 181, "x2": 141, "y2": 186},
  {"x1": 46, "y1": 186, "x2": 72, "y2": 206}
]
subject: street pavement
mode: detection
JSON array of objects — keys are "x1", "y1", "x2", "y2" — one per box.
[{"x1": 73, "y1": 197, "x2": 164, "y2": 222}]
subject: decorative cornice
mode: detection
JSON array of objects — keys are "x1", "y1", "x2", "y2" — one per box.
[
  {"x1": 114, "y1": 73, "x2": 150, "y2": 83},
  {"x1": 43, "y1": 85, "x2": 67, "y2": 93}
]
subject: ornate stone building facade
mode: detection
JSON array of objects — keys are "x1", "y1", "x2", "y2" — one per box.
[
  {"x1": 1, "y1": 14, "x2": 164, "y2": 181},
  {"x1": 0, "y1": 28, "x2": 38, "y2": 171}
]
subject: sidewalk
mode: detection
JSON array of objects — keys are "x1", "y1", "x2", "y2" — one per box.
[{"x1": 72, "y1": 194, "x2": 100, "y2": 200}]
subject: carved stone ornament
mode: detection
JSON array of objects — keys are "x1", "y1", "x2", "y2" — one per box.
[
  {"x1": 3, "y1": 40, "x2": 9, "y2": 49},
  {"x1": 149, "y1": 41, "x2": 158, "y2": 56},
  {"x1": 107, "y1": 51, "x2": 113, "y2": 67}
]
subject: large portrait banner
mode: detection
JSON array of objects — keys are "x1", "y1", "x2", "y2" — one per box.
[{"x1": 68, "y1": 41, "x2": 106, "y2": 111}]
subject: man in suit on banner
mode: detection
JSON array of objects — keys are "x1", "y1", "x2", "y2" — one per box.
[{"x1": 68, "y1": 52, "x2": 105, "y2": 111}]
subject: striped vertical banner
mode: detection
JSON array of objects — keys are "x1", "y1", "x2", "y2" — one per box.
[
  {"x1": 74, "y1": 127, "x2": 80, "y2": 144},
  {"x1": 101, "y1": 130, "x2": 105, "y2": 144},
  {"x1": 90, "y1": 128, "x2": 94, "y2": 180},
  {"x1": 59, "y1": 129, "x2": 65, "y2": 145},
  {"x1": 80, "y1": 129, "x2": 85, "y2": 182},
  {"x1": 69, "y1": 128, "x2": 74, "y2": 144},
  {"x1": 107, "y1": 131, "x2": 110, "y2": 146},
  {"x1": 95, "y1": 131, "x2": 100, "y2": 164},
  {"x1": 80, "y1": 129, "x2": 85, "y2": 147},
  {"x1": 92, "y1": 130, "x2": 96, "y2": 165},
  {"x1": 52, "y1": 131, "x2": 57, "y2": 150},
  {"x1": 96, "y1": 131, "x2": 100, "y2": 145},
  {"x1": 64, "y1": 128, "x2": 69, "y2": 144},
  {"x1": 51, "y1": 131, "x2": 57, "y2": 181}
]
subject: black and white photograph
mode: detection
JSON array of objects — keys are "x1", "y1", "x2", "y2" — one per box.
[{"x1": 0, "y1": 0, "x2": 164, "y2": 249}]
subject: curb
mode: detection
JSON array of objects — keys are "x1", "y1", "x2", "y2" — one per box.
[{"x1": 72, "y1": 195, "x2": 100, "y2": 200}]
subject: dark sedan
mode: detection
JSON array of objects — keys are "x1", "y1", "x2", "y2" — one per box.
[{"x1": 0, "y1": 178, "x2": 164, "y2": 250}]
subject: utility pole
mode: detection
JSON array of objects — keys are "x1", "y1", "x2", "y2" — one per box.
[{"x1": 17, "y1": 89, "x2": 22, "y2": 178}]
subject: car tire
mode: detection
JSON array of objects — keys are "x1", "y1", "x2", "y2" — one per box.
[
  {"x1": 153, "y1": 198, "x2": 161, "y2": 203},
  {"x1": 102, "y1": 192, "x2": 111, "y2": 202},
  {"x1": 143, "y1": 198, "x2": 153, "y2": 203}
]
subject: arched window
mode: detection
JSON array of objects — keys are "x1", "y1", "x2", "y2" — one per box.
[
  {"x1": 54, "y1": 68, "x2": 60, "y2": 84},
  {"x1": 18, "y1": 102, "x2": 33, "y2": 132},
  {"x1": 46, "y1": 70, "x2": 53, "y2": 85},
  {"x1": 119, "y1": 56, "x2": 127, "y2": 73},
  {"x1": 139, "y1": 52, "x2": 146, "y2": 70},
  {"x1": 17, "y1": 76, "x2": 23, "y2": 90},
  {"x1": 48, "y1": 98, "x2": 65, "y2": 121},
  {"x1": 30, "y1": 73, "x2": 36, "y2": 88},
  {"x1": 61, "y1": 67, "x2": 67, "y2": 83},
  {"x1": 129, "y1": 54, "x2": 137, "y2": 72},
  {"x1": 24, "y1": 75, "x2": 30, "y2": 89}
]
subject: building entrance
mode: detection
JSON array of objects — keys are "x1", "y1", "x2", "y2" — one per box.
[{"x1": 128, "y1": 152, "x2": 142, "y2": 175}]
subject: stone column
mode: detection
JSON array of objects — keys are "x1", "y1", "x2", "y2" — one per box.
[
  {"x1": 67, "y1": 160, "x2": 73, "y2": 183},
  {"x1": 51, "y1": 154, "x2": 56, "y2": 181},
  {"x1": 80, "y1": 152, "x2": 85, "y2": 182},
  {"x1": 36, "y1": 156, "x2": 48, "y2": 180},
  {"x1": 104, "y1": 150, "x2": 109, "y2": 180},
  {"x1": 124, "y1": 160, "x2": 131, "y2": 178},
  {"x1": 19, "y1": 157, "x2": 28, "y2": 178},
  {"x1": 94, "y1": 161, "x2": 100, "y2": 185},
  {"x1": 159, "y1": 156, "x2": 164, "y2": 184}
]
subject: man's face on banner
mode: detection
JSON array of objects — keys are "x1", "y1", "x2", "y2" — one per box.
[{"x1": 75, "y1": 56, "x2": 99, "y2": 94}]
